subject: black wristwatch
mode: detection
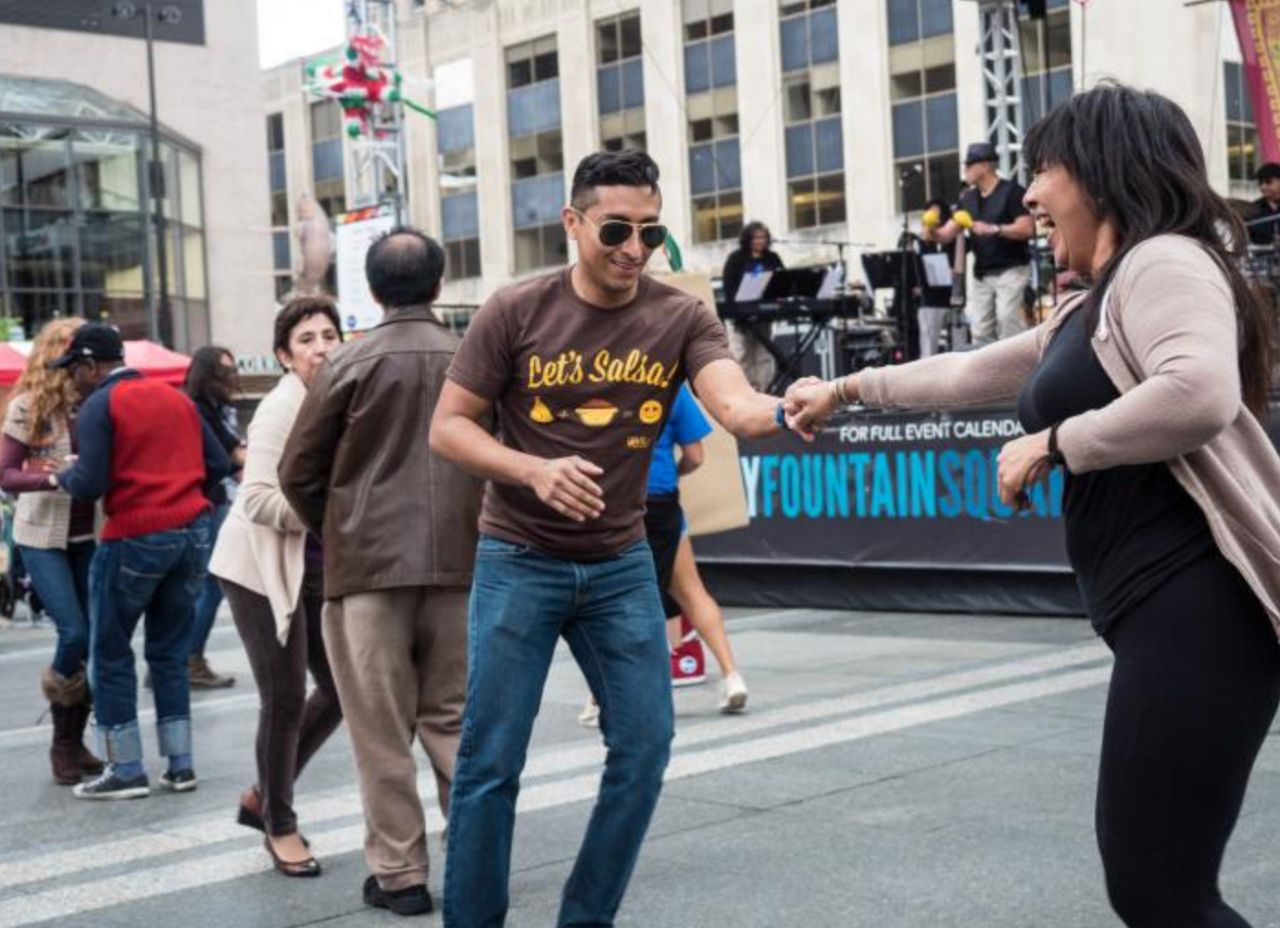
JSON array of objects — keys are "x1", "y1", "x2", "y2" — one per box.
[{"x1": 1047, "y1": 424, "x2": 1065, "y2": 466}]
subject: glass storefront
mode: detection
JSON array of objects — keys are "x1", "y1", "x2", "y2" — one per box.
[{"x1": 0, "y1": 75, "x2": 208, "y2": 348}]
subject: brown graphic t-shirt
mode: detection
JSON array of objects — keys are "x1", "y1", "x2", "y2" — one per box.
[{"x1": 446, "y1": 268, "x2": 732, "y2": 559}]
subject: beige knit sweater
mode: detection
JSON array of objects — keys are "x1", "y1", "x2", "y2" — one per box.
[
  {"x1": 209, "y1": 372, "x2": 309, "y2": 644},
  {"x1": 858, "y1": 235, "x2": 1280, "y2": 636}
]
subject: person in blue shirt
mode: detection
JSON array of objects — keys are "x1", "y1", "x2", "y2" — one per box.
[{"x1": 581, "y1": 384, "x2": 747, "y2": 723}]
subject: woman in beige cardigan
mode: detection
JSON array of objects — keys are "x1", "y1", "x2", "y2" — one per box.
[
  {"x1": 788, "y1": 84, "x2": 1280, "y2": 927},
  {"x1": 210, "y1": 296, "x2": 343, "y2": 877}
]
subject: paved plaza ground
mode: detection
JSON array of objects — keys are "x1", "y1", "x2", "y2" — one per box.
[{"x1": 1, "y1": 604, "x2": 1278, "y2": 927}]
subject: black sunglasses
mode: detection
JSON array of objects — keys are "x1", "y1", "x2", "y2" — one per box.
[{"x1": 572, "y1": 208, "x2": 668, "y2": 250}]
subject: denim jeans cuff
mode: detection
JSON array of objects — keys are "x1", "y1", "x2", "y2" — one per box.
[
  {"x1": 156, "y1": 716, "x2": 192, "y2": 757},
  {"x1": 97, "y1": 720, "x2": 143, "y2": 765}
]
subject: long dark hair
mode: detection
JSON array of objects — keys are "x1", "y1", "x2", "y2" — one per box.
[
  {"x1": 1024, "y1": 82, "x2": 1274, "y2": 419},
  {"x1": 738, "y1": 221, "x2": 772, "y2": 255},
  {"x1": 184, "y1": 345, "x2": 236, "y2": 406}
]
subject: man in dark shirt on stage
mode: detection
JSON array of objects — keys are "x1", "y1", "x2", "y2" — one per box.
[
  {"x1": 928, "y1": 142, "x2": 1035, "y2": 345},
  {"x1": 1249, "y1": 162, "x2": 1280, "y2": 246}
]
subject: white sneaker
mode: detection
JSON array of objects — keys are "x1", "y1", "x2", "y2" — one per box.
[
  {"x1": 578, "y1": 699, "x2": 600, "y2": 728},
  {"x1": 718, "y1": 672, "x2": 748, "y2": 714}
]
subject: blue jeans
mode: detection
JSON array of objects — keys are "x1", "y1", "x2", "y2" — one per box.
[
  {"x1": 188, "y1": 501, "x2": 229, "y2": 657},
  {"x1": 88, "y1": 513, "x2": 213, "y2": 766},
  {"x1": 443, "y1": 536, "x2": 673, "y2": 928},
  {"x1": 20, "y1": 541, "x2": 94, "y2": 677}
]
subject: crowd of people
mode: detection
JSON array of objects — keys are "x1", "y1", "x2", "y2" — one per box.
[{"x1": 4, "y1": 81, "x2": 1280, "y2": 928}]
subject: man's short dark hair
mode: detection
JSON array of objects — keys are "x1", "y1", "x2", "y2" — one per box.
[
  {"x1": 273, "y1": 294, "x2": 342, "y2": 356},
  {"x1": 365, "y1": 227, "x2": 446, "y2": 309},
  {"x1": 570, "y1": 150, "x2": 661, "y2": 210},
  {"x1": 1257, "y1": 162, "x2": 1280, "y2": 183}
]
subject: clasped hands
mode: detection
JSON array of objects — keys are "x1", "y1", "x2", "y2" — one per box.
[{"x1": 782, "y1": 376, "x2": 1056, "y2": 510}]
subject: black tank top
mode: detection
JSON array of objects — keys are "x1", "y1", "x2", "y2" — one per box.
[{"x1": 1017, "y1": 306, "x2": 1215, "y2": 634}]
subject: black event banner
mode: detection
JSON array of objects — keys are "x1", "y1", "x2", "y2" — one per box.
[{"x1": 694, "y1": 407, "x2": 1072, "y2": 574}]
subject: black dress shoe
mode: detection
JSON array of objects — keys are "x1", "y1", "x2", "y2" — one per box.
[{"x1": 363, "y1": 875, "x2": 433, "y2": 916}]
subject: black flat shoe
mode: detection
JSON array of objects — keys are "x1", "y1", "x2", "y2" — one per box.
[
  {"x1": 237, "y1": 787, "x2": 309, "y2": 847},
  {"x1": 264, "y1": 837, "x2": 321, "y2": 878},
  {"x1": 363, "y1": 875, "x2": 433, "y2": 916},
  {"x1": 236, "y1": 786, "x2": 265, "y2": 832}
]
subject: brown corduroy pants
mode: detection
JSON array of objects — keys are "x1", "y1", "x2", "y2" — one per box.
[
  {"x1": 321, "y1": 587, "x2": 468, "y2": 891},
  {"x1": 221, "y1": 572, "x2": 343, "y2": 837}
]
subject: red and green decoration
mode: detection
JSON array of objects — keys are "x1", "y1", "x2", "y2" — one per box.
[{"x1": 305, "y1": 31, "x2": 434, "y2": 139}]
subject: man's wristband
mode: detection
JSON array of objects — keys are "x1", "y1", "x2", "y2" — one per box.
[{"x1": 775, "y1": 401, "x2": 790, "y2": 432}]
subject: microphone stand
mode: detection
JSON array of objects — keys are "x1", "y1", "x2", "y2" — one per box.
[{"x1": 895, "y1": 171, "x2": 918, "y2": 363}]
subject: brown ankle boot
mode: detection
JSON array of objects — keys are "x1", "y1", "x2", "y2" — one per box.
[
  {"x1": 188, "y1": 654, "x2": 235, "y2": 689},
  {"x1": 41, "y1": 667, "x2": 97, "y2": 784},
  {"x1": 48, "y1": 703, "x2": 81, "y2": 785},
  {"x1": 69, "y1": 701, "x2": 104, "y2": 775}
]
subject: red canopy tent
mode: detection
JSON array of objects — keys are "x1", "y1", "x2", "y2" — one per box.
[
  {"x1": 0, "y1": 345, "x2": 27, "y2": 388},
  {"x1": 122, "y1": 340, "x2": 191, "y2": 386},
  {"x1": 0, "y1": 340, "x2": 191, "y2": 388}
]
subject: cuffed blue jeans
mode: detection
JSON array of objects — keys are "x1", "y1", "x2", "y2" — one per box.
[
  {"x1": 20, "y1": 540, "x2": 94, "y2": 676},
  {"x1": 88, "y1": 513, "x2": 213, "y2": 765},
  {"x1": 188, "y1": 501, "x2": 229, "y2": 657},
  {"x1": 443, "y1": 536, "x2": 673, "y2": 928}
]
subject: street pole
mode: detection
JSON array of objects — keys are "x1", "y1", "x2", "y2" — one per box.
[{"x1": 143, "y1": 3, "x2": 171, "y2": 346}]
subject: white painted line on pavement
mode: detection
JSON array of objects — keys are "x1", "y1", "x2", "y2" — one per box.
[
  {"x1": 0, "y1": 640, "x2": 1111, "y2": 890},
  {"x1": 0, "y1": 662, "x2": 1110, "y2": 926},
  {"x1": 0, "y1": 693, "x2": 259, "y2": 747},
  {"x1": 0, "y1": 624, "x2": 242, "y2": 665}
]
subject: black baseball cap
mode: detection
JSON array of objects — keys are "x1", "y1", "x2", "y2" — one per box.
[
  {"x1": 964, "y1": 142, "x2": 999, "y2": 165},
  {"x1": 48, "y1": 323, "x2": 125, "y2": 369}
]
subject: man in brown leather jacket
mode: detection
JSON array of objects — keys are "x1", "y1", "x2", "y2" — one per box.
[{"x1": 279, "y1": 228, "x2": 483, "y2": 917}]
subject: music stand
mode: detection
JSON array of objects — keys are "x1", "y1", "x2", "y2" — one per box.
[
  {"x1": 732, "y1": 267, "x2": 844, "y2": 394},
  {"x1": 860, "y1": 250, "x2": 924, "y2": 358},
  {"x1": 759, "y1": 267, "x2": 826, "y2": 301}
]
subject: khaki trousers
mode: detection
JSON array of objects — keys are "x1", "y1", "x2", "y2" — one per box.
[
  {"x1": 729, "y1": 321, "x2": 777, "y2": 392},
  {"x1": 966, "y1": 264, "x2": 1031, "y2": 345},
  {"x1": 322, "y1": 587, "x2": 468, "y2": 891}
]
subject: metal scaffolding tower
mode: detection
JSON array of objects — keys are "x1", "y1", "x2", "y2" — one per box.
[
  {"x1": 346, "y1": 0, "x2": 408, "y2": 221},
  {"x1": 974, "y1": 0, "x2": 1026, "y2": 182}
]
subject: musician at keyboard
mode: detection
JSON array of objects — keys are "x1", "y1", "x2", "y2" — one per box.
[{"x1": 721, "y1": 221, "x2": 785, "y2": 391}]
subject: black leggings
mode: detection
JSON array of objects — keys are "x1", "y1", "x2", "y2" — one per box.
[{"x1": 1097, "y1": 552, "x2": 1280, "y2": 927}]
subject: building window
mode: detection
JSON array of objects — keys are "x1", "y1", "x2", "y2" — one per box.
[
  {"x1": 684, "y1": 0, "x2": 741, "y2": 243},
  {"x1": 887, "y1": 0, "x2": 953, "y2": 47},
  {"x1": 887, "y1": 2, "x2": 959, "y2": 214},
  {"x1": 310, "y1": 100, "x2": 345, "y2": 219},
  {"x1": 1226, "y1": 61, "x2": 1258, "y2": 186},
  {"x1": 1019, "y1": 2, "x2": 1073, "y2": 125},
  {"x1": 438, "y1": 103, "x2": 481, "y2": 279},
  {"x1": 266, "y1": 112, "x2": 291, "y2": 298},
  {"x1": 780, "y1": 1, "x2": 844, "y2": 229},
  {"x1": 597, "y1": 12, "x2": 646, "y2": 151},
  {"x1": 507, "y1": 37, "x2": 565, "y2": 272}
]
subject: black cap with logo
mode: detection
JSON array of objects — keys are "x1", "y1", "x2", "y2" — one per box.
[{"x1": 47, "y1": 323, "x2": 125, "y2": 370}]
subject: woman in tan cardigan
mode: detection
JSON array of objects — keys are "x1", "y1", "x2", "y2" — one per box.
[
  {"x1": 209, "y1": 296, "x2": 343, "y2": 877},
  {"x1": 0, "y1": 318, "x2": 103, "y2": 785},
  {"x1": 788, "y1": 84, "x2": 1280, "y2": 927}
]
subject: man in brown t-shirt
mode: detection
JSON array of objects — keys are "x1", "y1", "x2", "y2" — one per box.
[{"x1": 430, "y1": 150, "x2": 794, "y2": 928}]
